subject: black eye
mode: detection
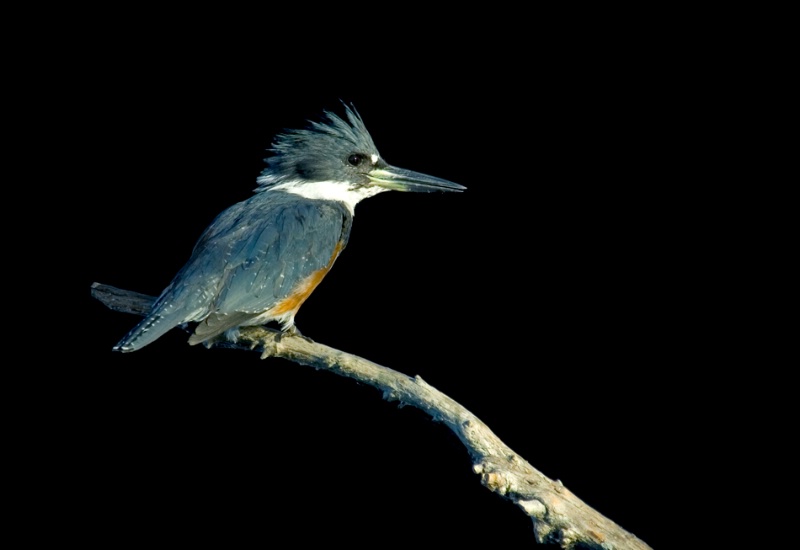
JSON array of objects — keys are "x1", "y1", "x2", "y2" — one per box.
[{"x1": 347, "y1": 154, "x2": 364, "y2": 166}]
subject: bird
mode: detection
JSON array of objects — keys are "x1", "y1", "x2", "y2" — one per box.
[{"x1": 113, "y1": 104, "x2": 465, "y2": 352}]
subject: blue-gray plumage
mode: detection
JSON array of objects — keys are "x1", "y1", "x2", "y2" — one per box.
[{"x1": 114, "y1": 105, "x2": 465, "y2": 352}]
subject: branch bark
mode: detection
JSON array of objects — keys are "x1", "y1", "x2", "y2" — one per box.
[{"x1": 91, "y1": 282, "x2": 653, "y2": 550}]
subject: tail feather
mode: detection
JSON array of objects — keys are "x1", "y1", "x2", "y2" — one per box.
[{"x1": 113, "y1": 313, "x2": 173, "y2": 352}]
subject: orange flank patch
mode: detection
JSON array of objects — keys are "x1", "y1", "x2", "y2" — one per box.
[{"x1": 272, "y1": 240, "x2": 345, "y2": 315}]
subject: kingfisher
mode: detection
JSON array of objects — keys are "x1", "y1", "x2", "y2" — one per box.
[{"x1": 113, "y1": 105, "x2": 465, "y2": 352}]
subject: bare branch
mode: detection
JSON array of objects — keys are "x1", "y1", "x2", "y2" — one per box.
[{"x1": 91, "y1": 282, "x2": 653, "y2": 550}]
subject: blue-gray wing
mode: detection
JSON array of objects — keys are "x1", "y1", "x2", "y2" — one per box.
[
  {"x1": 114, "y1": 191, "x2": 351, "y2": 352},
  {"x1": 207, "y1": 195, "x2": 350, "y2": 315}
]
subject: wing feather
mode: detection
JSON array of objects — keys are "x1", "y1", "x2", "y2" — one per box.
[
  {"x1": 117, "y1": 191, "x2": 351, "y2": 351},
  {"x1": 212, "y1": 198, "x2": 347, "y2": 314}
]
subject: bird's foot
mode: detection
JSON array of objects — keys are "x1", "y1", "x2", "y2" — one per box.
[
  {"x1": 280, "y1": 325, "x2": 314, "y2": 343},
  {"x1": 257, "y1": 325, "x2": 314, "y2": 357}
]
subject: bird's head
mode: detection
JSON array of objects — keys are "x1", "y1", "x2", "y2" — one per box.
[{"x1": 256, "y1": 105, "x2": 465, "y2": 196}]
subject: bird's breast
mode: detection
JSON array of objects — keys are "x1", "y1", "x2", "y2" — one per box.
[{"x1": 270, "y1": 238, "x2": 346, "y2": 316}]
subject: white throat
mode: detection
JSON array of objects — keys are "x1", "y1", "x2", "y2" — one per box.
[{"x1": 270, "y1": 180, "x2": 387, "y2": 215}]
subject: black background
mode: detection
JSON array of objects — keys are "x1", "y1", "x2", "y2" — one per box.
[{"x1": 52, "y1": 26, "x2": 731, "y2": 549}]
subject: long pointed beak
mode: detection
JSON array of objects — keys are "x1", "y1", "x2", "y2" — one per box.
[{"x1": 368, "y1": 165, "x2": 466, "y2": 193}]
